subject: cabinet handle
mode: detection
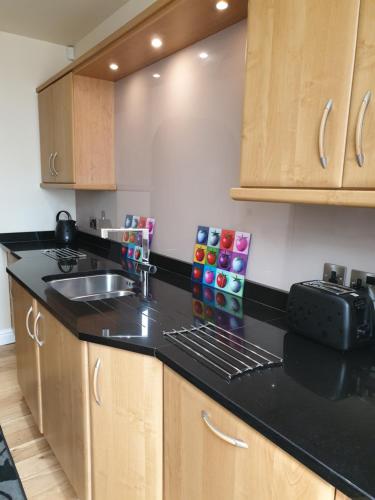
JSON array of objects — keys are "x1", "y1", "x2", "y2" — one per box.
[
  {"x1": 201, "y1": 411, "x2": 248, "y2": 449},
  {"x1": 51, "y1": 152, "x2": 59, "y2": 176},
  {"x1": 48, "y1": 153, "x2": 55, "y2": 176},
  {"x1": 319, "y1": 99, "x2": 333, "y2": 169},
  {"x1": 355, "y1": 90, "x2": 372, "y2": 167},
  {"x1": 33, "y1": 312, "x2": 44, "y2": 347},
  {"x1": 26, "y1": 306, "x2": 34, "y2": 340},
  {"x1": 93, "y1": 358, "x2": 102, "y2": 406}
]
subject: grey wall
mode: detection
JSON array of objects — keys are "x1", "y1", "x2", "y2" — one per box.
[{"x1": 76, "y1": 21, "x2": 375, "y2": 292}]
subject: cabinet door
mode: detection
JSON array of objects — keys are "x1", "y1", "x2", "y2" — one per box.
[
  {"x1": 37, "y1": 303, "x2": 91, "y2": 500},
  {"x1": 51, "y1": 74, "x2": 75, "y2": 183},
  {"x1": 11, "y1": 279, "x2": 43, "y2": 432},
  {"x1": 38, "y1": 85, "x2": 55, "y2": 183},
  {"x1": 343, "y1": 0, "x2": 375, "y2": 187},
  {"x1": 88, "y1": 343, "x2": 163, "y2": 500},
  {"x1": 164, "y1": 367, "x2": 335, "y2": 500},
  {"x1": 240, "y1": 0, "x2": 360, "y2": 188}
]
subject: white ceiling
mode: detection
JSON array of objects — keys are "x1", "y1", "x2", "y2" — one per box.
[{"x1": 0, "y1": 0, "x2": 131, "y2": 45}]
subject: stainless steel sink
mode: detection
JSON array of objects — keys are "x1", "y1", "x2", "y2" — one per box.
[{"x1": 47, "y1": 273, "x2": 135, "y2": 302}]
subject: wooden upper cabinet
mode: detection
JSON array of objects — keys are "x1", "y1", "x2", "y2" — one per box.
[
  {"x1": 38, "y1": 73, "x2": 115, "y2": 190},
  {"x1": 343, "y1": 0, "x2": 375, "y2": 188},
  {"x1": 164, "y1": 367, "x2": 336, "y2": 500},
  {"x1": 50, "y1": 74, "x2": 75, "y2": 183},
  {"x1": 38, "y1": 85, "x2": 55, "y2": 183},
  {"x1": 240, "y1": 0, "x2": 360, "y2": 188}
]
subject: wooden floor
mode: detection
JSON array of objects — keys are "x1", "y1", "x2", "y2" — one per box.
[{"x1": 0, "y1": 343, "x2": 78, "y2": 499}]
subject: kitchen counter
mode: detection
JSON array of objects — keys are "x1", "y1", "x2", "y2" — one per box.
[{"x1": 4, "y1": 235, "x2": 375, "y2": 499}]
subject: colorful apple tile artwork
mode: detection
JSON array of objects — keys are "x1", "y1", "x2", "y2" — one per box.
[
  {"x1": 192, "y1": 226, "x2": 251, "y2": 297},
  {"x1": 122, "y1": 214, "x2": 156, "y2": 262}
]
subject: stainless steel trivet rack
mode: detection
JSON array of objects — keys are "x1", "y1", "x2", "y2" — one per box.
[
  {"x1": 163, "y1": 322, "x2": 283, "y2": 380},
  {"x1": 42, "y1": 248, "x2": 87, "y2": 261}
]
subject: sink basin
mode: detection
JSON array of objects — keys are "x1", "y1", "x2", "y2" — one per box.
[{"x1": 47, "y1": 273, "x2": 135, "y2": 302}]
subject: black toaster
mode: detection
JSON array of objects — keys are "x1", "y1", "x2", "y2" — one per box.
[{"x1": 287, "y1": 281, "x2": 375, "y2": 351}]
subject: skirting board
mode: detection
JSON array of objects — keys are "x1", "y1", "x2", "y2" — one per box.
[{"x1": 0, "y1": 328, "x2": 15, "y2": 346}]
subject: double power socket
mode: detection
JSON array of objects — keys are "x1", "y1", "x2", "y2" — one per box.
[{"x1": 323, "y1": 263, "x2": 375, "y2": 289}]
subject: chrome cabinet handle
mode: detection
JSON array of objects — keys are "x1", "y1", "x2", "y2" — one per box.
[
  {"x1": 26, "y1": 306, "x2": 34, "y2": 340},
  {"x1": 93, "y1": 358, "x2": 102, "y2": 406},
  {"x1": 356, "y1": 90, "x2": 371, "y2": 167},
  {"x1": 319, "y1": 99, "x2": 333, "y2": 168},
  {"x1": 51, "y1": 152, "x2": 58, "y2": 176},
  {"x1": 201, "y1": 411, "x2": 248, "y2": 449},
  {"x1": 33, "y1": 312, "x2": 44, "y2": 347},
  {"x1": 48, "y1": 153, "x2": 54, "y2": 176}
]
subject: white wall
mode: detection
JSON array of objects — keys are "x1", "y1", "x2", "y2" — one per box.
[
  {"x1": 74, "y1": 0, "x2": 156, "y2": 58},
  {"x1": 0, "y1": 31, "x2": 76, "y2": 335},
  {"x1": 76, "y1": 21, "x2": 375, "y2": 292}
]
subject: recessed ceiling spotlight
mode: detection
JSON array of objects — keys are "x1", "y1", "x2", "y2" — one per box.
[
  {"x1": 216, "y1": 1, "x2": 229, "y2": 10},
  {"x1": 151, "y1": 37, "x2": 163, "y2": 49},
  {"x1": 109, "y1": 63, "x2": 119, "y2": 71},
  {"x1": 153, "y1": 73, "x2": 161, "y2": 79},
  {"x1": 199, "y1": 52, "x2": 209, "y2": 60}
]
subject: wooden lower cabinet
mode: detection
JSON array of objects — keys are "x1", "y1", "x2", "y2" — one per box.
[
  {"x1": 11, "y1": 279, "x2": 43, "y2": 432},
  {"x1": 36, "y1": 303, "x2": 91, "y2": 500},
  {"x1": 88, "y1": 343, "x2": 163, "y2": 500},
  {"x1": 164, "y1": 367, "x2": 336, "y2": 500},
  {"x1": 10, "y1": 283, "x2": 351, "y2": 500}
]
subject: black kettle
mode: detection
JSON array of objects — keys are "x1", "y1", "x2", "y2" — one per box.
[{"x1": 55, "y1": 211, "x2": 77, "y2": 244}]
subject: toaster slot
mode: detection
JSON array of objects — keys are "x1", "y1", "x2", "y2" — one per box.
[{"x1": 302, "y1": 281, "x2": 354, "y2": 296}]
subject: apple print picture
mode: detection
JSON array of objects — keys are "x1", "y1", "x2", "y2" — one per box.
[
  {"x1": 191, "y1": 225, "x2": 251, "y2": 297},
  {"x1": 234, "y1": 231, "x2": 251, "y2": 254},
  {"x1": 207, "y1": 228, "x2": 221, "y2": 248},
  {"x1": 121, "y1": 214, "x2": 156, "y2": 263}
]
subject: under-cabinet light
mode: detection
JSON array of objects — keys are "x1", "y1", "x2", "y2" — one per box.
[
  {"x1": 151, "y1": 37, "x2": 163, "y2": 49},
  {"x1": 216, "y1": 1, "x2": 229, "y2": 10},
  {"x1": 109, "y1": 63, "x2": 119, "y2": 71}
]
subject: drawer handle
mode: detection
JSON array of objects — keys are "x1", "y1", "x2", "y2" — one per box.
[
  {"x1": 201, "y1": 411, "x2": 248, "y2": 449},
  {"x1": 51, "y1": 152, "x2": 59, "y2": 176},
  {"x1": 33, "y1": 312, "x2": 44, "y2": 347},
  {"x1": 356, "y1": 90, "x2": 371, "y2": 167},
  {"x1": 26, "y1": 306, "x2": 34, "y2": 340},
  {"x1": 319, "y1": 99, "x2": 333, "y2": 168},
  {"x1": 93, "y1": 358, "x2": 102, "y2": 406}
]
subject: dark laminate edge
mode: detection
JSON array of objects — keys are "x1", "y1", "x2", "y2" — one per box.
[
  {"x1": 0, "y1": 231, "x2": 55, "y2": 243},
  {"x1": 156, "y1": 351, "x2": 366, "y2": 500}
]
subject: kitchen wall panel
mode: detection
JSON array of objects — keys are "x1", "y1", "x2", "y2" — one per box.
[
  {"x1": 76, "y1": 21, "x2": 375, "y2": 291},
  {"x1": 0, "y1": 31, "x2": 76, "y2": 335}
]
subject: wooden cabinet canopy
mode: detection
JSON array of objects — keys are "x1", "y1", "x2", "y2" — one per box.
[{"x1": 36, "y1": 0, "x2": 248, "y2": 92}]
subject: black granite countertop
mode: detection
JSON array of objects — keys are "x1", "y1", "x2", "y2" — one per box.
[{"x1": 3, "y1": 234, "x2": 375, "y2": 499}]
